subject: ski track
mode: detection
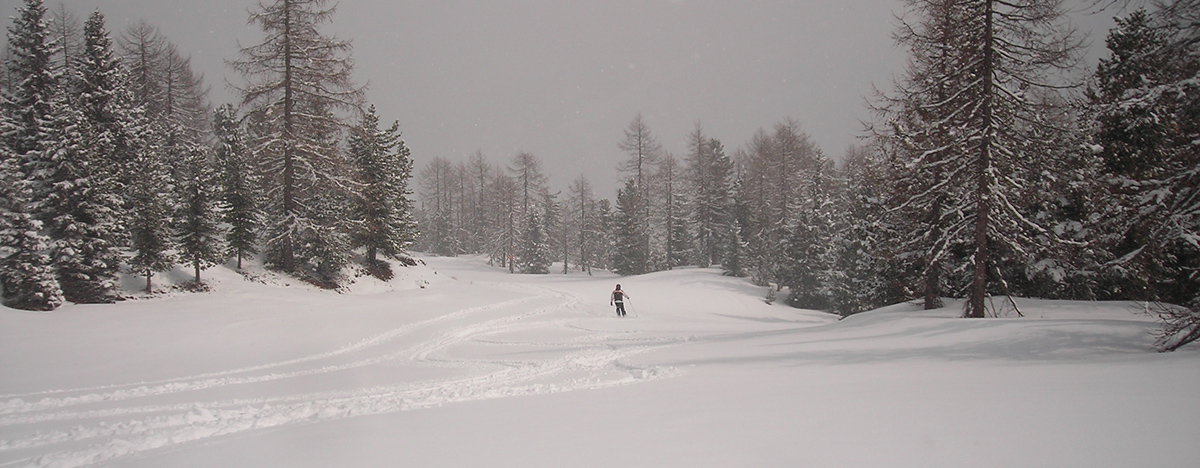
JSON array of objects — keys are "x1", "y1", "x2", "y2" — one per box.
[{"x1": 0, "y1": 281, "x2": 686, "y2": 468}]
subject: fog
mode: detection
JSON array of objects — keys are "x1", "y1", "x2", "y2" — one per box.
[{"x1": 2, "y1": 0, "x2": 1114, "y2": 194}]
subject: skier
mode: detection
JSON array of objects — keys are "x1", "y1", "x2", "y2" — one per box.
[{"x1": 611, "y1": 284, "x2": 630, "y2": 317}]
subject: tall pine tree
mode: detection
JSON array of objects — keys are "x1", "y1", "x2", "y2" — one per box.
[
  {"x1": 231, "y1": 0, "x2": 364, "y2": 277},
  {"x1": 212, "y1": 104, "x2": 261, "y2": 270},
  {"x1": 348, "y1": 105, "x2": 417, "y2": 278},
  {"x1": 174, "y1": 145, "x2": 224, "y2": 284}
]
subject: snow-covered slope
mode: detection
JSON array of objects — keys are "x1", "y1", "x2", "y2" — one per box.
[{"x1": 1, "y1": 255, "x2": 1196, "y2": 467}]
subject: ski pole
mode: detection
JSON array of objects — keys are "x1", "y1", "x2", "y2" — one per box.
[{"x1": 626, "y1": 297, "x2": 638, "y2": 318}]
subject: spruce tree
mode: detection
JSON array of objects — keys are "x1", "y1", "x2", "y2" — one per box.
[
  {"x1": 348, "y1": 105, "x2": 417, "y2": 278},
  {"x1": 37, "y1": 10, "x2": 124, "y2": 304},
  {"x1": 174, "y1": 146, "x2": 224, "y2": 284},
  {"x1": 612, "y1": 178, "x2": 648, "y2": 276},
  {"x1": 41, "y1": 98, "x2": 121, "y2": 303},
  {"x1": 688, "y1": 131, "x2": 734, "y2": 268},
  {"x1": 1090, "y1": 4, "x2": 1199, "y2": 351},
  {"x1": 3, "y1": 0, "x2": 55, "y2": 168},
  {"x1": 126, "y1": 124, "x2": 175, "y2": 294},
  {"x1": 0, "y1": 147, "x2": 62, "y2": 310},
  {"x1": 518, "y1": 209, "x2": 552, "y2": 274},
  {"x1": 829, "y1": 146, "x2": 891, "y2": 316},
  {"x1": 617, "y1": 114, "x2": 661, "y2": 271},
  {"x1": 212, "y1": 104, "x2": 260, "y2": 270}
]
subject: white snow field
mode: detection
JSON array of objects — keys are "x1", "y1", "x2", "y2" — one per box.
[{"x1": 1, "y1": 255, "x2": 1197, "y2": 468}]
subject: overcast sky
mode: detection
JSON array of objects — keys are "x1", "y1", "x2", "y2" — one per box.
[{"x1": 3, "y1": 0, "x2": 1116, "y2": 195}]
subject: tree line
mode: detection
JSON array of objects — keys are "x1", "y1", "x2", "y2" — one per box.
[
  {"x1": 1, "y1": 0, "x2": 418, "y2": 310},
  {"x1": 413, "y1": 0, "x2": 1198, "y2": 351}
]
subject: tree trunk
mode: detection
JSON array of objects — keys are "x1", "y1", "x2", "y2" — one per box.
[
  {"x1": 966, "y1": 0, "x2": 995, "y2": 319},
  {"x1": 280, "y1": 0, "x2": 296, "y2": 272}
]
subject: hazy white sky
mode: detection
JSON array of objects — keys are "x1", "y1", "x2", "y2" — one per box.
[{"x1": 3, "y1": 0, "x2": 1115, "y2": 194}]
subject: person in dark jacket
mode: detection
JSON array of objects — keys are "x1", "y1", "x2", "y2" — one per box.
[{"x1": 611, "y1": 284, "x2": 630, "y2": 317}]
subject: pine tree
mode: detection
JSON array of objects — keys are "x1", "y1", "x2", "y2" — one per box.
[
  {"x1": 0, "y1": 146, "x2": 62, "y2": 310},
  {"x1": 231, "y1": 0, "x2": 364, "y2": 275},
  {"x1": 687, "y1": 127, "x2": 734, "y2": 268},
  {"x1": 518, "y1": 208, "x2": 553, "y2": 274},
  {"x1": 126, "y1": 123, "x2": 175, "y2": 294},
  {"x1": 617, "y1": 114, "x2": 661, "y2": 272},
  {"x1": 293, "y1": 192, "x2": 351, "y2": 288},
  {"x1": 874, "y1": 0, "x2": 1085, "y2": 317},
  {"x1": 417, "y1": 156, "x2": 458, "y2": 256},
  {"x1": 80, "y1": 11, "x2": 142, "y2": 232},
  {"x1": 722, "y1": 222, "x2": 748, "y2": 278},
  {"x1": 349, "y1": 105, "x2": 417, "y2": 278},
  {"x1": 174, "y1": 145, "x2": 224, "y2": 285},
  {"x1": 41, "y1": 97, "x2": 121, "y2": 303},
  {"x1": 36, "y1": 10, "x2": 125, "y2": 304},
  {"x1": 612, "y1": 178, "x2": 649, "y2": 276},
  {"x1": 212, "y1": 104, "x2": 260, "y2": 270},
  {"x1": 595, "y1": 198, "x2": 615, "y2": 271},
  {"x1": 567, "y1": 175, "x2": 597, "y2": 274},
  {"x1": 829, "y1": 146, "x2": 891, "y2": 316},
  {"x1": 779, "y1": 160, "x2": 837, "y2": 311},
  {"x1": 1090, "y1": 3, "x2": 1200, "y2": 351},
  {"x1": 3, "y1": 0, "x2": 55, "y2": 165}
]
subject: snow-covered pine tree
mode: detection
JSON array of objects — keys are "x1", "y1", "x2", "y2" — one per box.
[
  {"x1": 660, "y1": 153, "x2": 691, "y2": 269},
  {"x1": 724, "y1": 174, "x2": 753, "y2": 278},
  {"x1": 348, "y1": 105, "x2": 417, "y2": 279},
  {"x1": 687, "y1": 125, "x2": 734, "y2": 268},
  {"x1": 517, "y1": 205, "x2": 553, "y2": 274},
  {"x1": 536, "y1": 190, "x2": 565, "y2": 274},
  {"x1": 79, "y1": 11, "x2": 144, "y2": 236},
  {"x1": 293, "y1": 191, "x2": 351, "y2": 289},
  {"x1": 1089, "y1": 3, "x2": 1199, "y2": 351},
  {"x1": 174, "y1": 145, "x2": 224, "y2": 285},
  {"x1": 722, "y1": 217, "x2": 749, "y2": 278},
  {"x1": 617, "y1": 114, "x2": 661, "y2": 272},
  {"x1": 41, "y1": 94, "x2": 122, "y2": 303},
  {"x1": 417, "y1": 156, "x2": 458, "y2": 256},
  {"x1": 33, "y1": 9, "x2": 129, "y2": 304},
  {"x1": 567, "y1": 174, "x2": 597, "y2": 274},
  {"x1": 231, "y1": 0, "x2": 364, "y2": 276},
  {"x1": 212, "y1": 104, "x2": 260, "y2": 270},
  {"x1": 0, "y1": 145, "x2": 62, "y2": 310},
  {"x1": 877, "y1": 0, "x2": 1085, "y2": 318},
  {"x1": 829, "y1": 145, "x2": 892, "y2": 316},
  {"x1": 4, "y1": 0, "x2": 56, "y2": 188},
  {"x1": 126, "y1": 124, "x2": 175, "y2": 294},
  {"x1": 595, "y1": 198, "x2": 615, "y2": 271},
  {"x1": 867, "y1": 0, "x2": 973, "y2": 309},
  {"x1": 612, "y1": 178, "x2": 649, "y2": 276},
  {"x1": 778, "y1": 154, "x2": 838, "y2": 311},
  {"x1": 960, "y1": 0, "x2": 1085, "y2": 317}
]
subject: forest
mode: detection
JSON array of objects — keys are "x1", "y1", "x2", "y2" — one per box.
[{"x1": 1, "y1": 0, "x2": 1197, "y2": 350}]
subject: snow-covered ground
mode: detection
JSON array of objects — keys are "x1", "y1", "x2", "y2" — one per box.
[{"x1": 1, "y1": 255, "x2": 1197, "y2": 468}]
